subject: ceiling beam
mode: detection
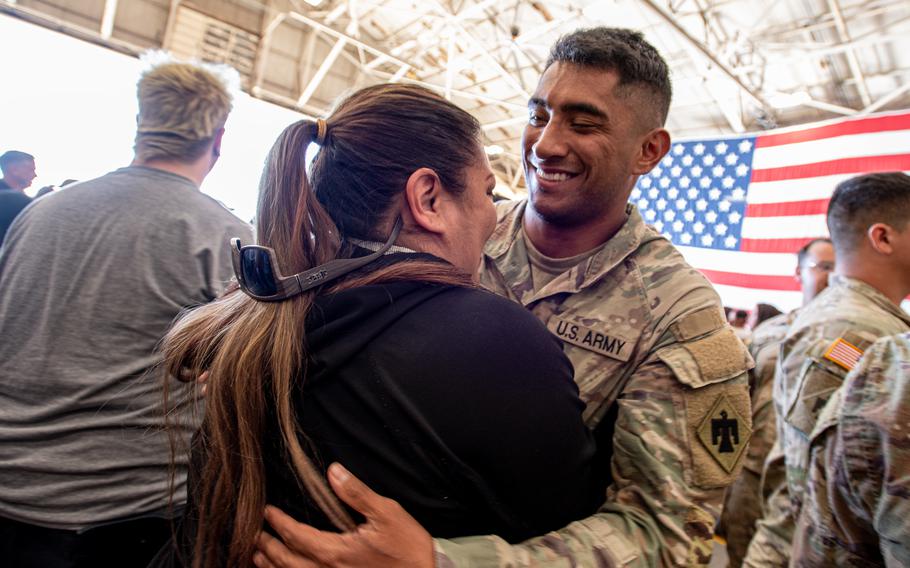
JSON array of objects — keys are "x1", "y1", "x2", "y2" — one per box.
[
  {"x1": 825, "y1": 0, "x2": 872, "y2": 107},
  {"x1": 860, "y1": 81, "x2": 910, "y2": 115},
  {"x1": 298, "y1": 37, "x2": 347, "y2": 106},
  {"x1": 100, "y1": 0, "x2": 117, "y2": 39},
  {"x1": 639, "y1": 0, "x2": 773, "y2": 113},
  {"x1": 286, "y1": 10, "x2": 411, "y2": 69}
]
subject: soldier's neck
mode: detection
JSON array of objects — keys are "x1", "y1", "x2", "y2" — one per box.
[
  {"x1": 837, "y1": 258, "x2": 910, "y2": 307},
  {"x1": 523, "y1": 206, "x2": 626, "y2": 259}
]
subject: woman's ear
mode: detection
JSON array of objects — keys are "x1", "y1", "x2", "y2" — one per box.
[{"x1": 403, "y1": 167, "x2": 447, "y2": 235}]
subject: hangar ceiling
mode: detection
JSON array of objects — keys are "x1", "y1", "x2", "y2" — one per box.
[{"x1": 3, "y1": 0, "x2": 908, "y2": 195}]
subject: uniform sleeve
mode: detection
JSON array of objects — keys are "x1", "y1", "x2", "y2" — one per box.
[
  {"x1": 435, "y1": 322, "x2": 753, "y2": 567},
  {"x1": 790, "y1": 391, "x2": 856, "y2": 567},
  {"x1": 742, "y1": 421, "x2": 795, "y2": 567},
  {"x1": 793, "y1": 339, "x2": 910, "y2": 567},
  {"x1": 743, "y1": 330, "x2": 858, "y2": 568},
  {"x1": 717, "y1": 340, "x2": 780, "y2": 565}
]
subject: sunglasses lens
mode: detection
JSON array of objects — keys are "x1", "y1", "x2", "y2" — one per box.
[{"x1": 241, "y1": 248, "x2": 278, "y2": 297}]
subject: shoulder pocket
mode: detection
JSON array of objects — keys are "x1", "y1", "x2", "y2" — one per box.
[
  {"x1": 656, "y1": 310, "x2": 755, "y2": 488},
  {"x1": 658, "y1": 326, "x2": 753, "y2": 388},
  {"x1": 785, "y1": 358, "x2": 843, "y2": 437}
]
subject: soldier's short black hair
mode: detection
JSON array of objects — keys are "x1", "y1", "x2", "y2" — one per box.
[
  {"x1": 0, "y1": 150, "x2": 34, "y2": 173},
  {"x1": 827, "y1": 172, "x2": 910, "y2": 252},
  {"x1": 796, "y1": 237, "x2": 832, "y2": 267},
  {"x1": 545, "y1": 27, "x2": 672, "y2": 127}
]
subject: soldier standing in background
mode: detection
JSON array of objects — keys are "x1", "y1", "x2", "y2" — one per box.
[
  {"x1": 743, "y1": 172, "x2": 910, "y2": 567},
  {"x1": 253, "y1": 27, "x2": 753, "y2": 568},
  {"x1": 717, "y1": 237, "x2": 834, "y2": 566},
  {"x1": 793, "y1": 331, "x2": 910, "y2": 567}
]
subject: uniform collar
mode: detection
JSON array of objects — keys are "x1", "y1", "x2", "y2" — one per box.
[
  {"x1": 484, "y1": 200, "x2": 659, "y2": 297},
  {"x1": 828, "y1": 274, "x2": 910, "y2": 327}
]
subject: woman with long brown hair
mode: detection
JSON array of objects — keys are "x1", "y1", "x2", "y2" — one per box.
[{"x1": 159, "y1": 84, "x2": 604, "y2": 567}]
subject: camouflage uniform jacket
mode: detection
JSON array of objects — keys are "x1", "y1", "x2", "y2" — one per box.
[
  {"x1": 718, "y1": 310, "x2": 796, "y2": 567},
  {"x1": 743, "y1": 276, "x2": 910, "y2": 567},
  {"x1": 434, "y1": 200, "x2": 753, "y2": 567},
  {"x1": 793, "y1": 332, "x2": 910, "y2": 567}
]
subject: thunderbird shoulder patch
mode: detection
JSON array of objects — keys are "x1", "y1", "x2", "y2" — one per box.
[
  {"x1": 696, "y1": 394, "x2": 752, "y2": 474},
  {"x1": 685, "y1": 382, "x2": 752, "y2": 487}
]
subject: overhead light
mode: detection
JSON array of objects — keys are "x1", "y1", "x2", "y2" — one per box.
[
  {"x1": 768, "y1": 91, "x2": 811, "y2": 109},
  {"x1": 303, "y1": 0, "x2": 324, "y2": 6},
  {"x1": 484, "y1": 144, "x2": 504, "y2": 156}
]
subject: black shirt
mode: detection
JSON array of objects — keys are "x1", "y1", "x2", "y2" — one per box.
[
  {"x1": 0, "y1": 189, "x2": 32, "y2": 249},
  {"x1": 267, "y1": 278, "x2": 604, "y2": 541},
  {"x1": 160, "y1": 262, "x2": 606, "y2": 567}
]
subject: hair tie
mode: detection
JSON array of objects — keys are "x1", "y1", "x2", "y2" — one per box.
[{"x1": 315, "y1": 118, "x2": 327, "y2": 145}]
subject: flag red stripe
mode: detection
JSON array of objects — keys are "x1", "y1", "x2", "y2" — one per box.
[
  {"x1": 698, "y1": 269, "x2": 800, "y2": 291},
  {"x1": 745, "y1": 198, "x2": 830, "y2": 218},
  {"x1": 750, "y1": 154, "x2": 910, "y2": 183},
  {"x1": 755, "y1": 113, "x2": 910, "y2": 148},
  {"x1": 739, "y1": 237, "x2": 815, "y2": 254}
]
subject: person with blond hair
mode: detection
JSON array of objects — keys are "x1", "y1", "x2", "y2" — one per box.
[{"x1": 0, "y1": 60, "x2": 250, "y2": 567}]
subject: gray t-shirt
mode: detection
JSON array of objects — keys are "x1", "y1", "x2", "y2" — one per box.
[{"x1": 0, "y1": 166, "x2": 252, "y2": 530}]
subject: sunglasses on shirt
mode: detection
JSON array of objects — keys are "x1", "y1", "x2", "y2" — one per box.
[{"x1": 231, "y1": 218, "x2": 403, "y2": 302}]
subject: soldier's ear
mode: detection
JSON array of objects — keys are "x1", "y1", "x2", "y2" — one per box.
[
  {"x1": 867, "y1": 222, "x2": 895, "y2": 255},
  {"x1": 634, "y1": 128, "x2": 670, "y2": 175}
]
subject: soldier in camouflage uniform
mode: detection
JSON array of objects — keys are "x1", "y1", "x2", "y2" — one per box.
[
  {"x1": 717, "y1": 238, "x2": 834, "y2": 567},
  {"x1": 252, "y1": 28, "x2": 754, "y2": 568},
  {"x1": 792, "y1": 331, "x2": 910, "y2": 567},
  {"x1": 743, "y1": 172, "x2": 910, "y2": 567}
]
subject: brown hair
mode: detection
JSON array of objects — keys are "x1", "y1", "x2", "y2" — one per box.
[
  {"x1": 826, "y1": 172, "x2": 910, "y2": 253},
  {"x1": 162, "y1": 84, "x2": 482, "y2": 567}
]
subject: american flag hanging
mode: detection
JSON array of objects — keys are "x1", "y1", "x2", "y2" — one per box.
[{"x1": 632, "y1": 109, "x2": 910, "y2": 312}]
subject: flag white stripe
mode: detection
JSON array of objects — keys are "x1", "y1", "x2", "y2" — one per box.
[
  {"x1": 677, "y1": 246, "x2": 799, "y2": 276},
  {"x1": 746, "y1": 174, "x2": 856, "y2": 204},
  {"x1": 746, "y1": 170, "x2": 910, "y2": 204},
  {"x1": 751, "y1": 131, "x2": 910, "y2": 170},
  {"x1": 740, "y1": 215, "x2": 829, "y2": 239},
  {"x1": 709, "y1": 284, "x2": 802, "y2": 312}
]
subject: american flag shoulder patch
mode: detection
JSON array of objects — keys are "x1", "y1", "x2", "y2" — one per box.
[{"x1": 823, "y1": 337, "x2": 865, "y2": 371}]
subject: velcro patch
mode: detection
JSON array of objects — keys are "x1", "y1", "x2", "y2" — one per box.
[
  {"x1": 546, "y1": 315, "x2": 631, "y2": 361},
  {"x1": 672, "y1": 306, "x2": 727, "y2": 341},
  {"x1": 823, "y1": 337, "x2": 864, "y2": 371}
]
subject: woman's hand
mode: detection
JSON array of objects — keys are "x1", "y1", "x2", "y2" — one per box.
[{"x1": 253, "y1": 464, "x2": 434, "y2": 568}]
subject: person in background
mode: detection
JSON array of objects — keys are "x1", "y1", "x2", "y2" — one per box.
[
  {"x1": 34, "y1": 179, "x2": 79, "y2": 199},
  {"x1": 254, "y1": 26, "x2": 753, "y2": 568},
  {"x1": 0, "y1": 150, "x2": 36, "y2": 191},
  {"x1": 0, "y1": 150, "x2": 36, "y2": 248},
  {"x1": 0, "y1": 60, "x2": 251, "y2": 567},
  {"x1": 717, "y1": 237, "x2": 834, "y2": 566},
  {"x1": 793, "y1": 331, "x2": 910, "y2": 566},
  {"x1": 748, "y1": 303, "x2": 782, "y2": 331},
  {"x1": 743, "y1": 172, "x2": 910, "y2": 567},
  {"x1": 731, "y1": 308, "x2": 752, "y2": 343}
]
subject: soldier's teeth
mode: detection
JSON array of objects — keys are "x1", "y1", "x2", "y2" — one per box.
[{"x1": 536, "y1": 169, "x2": 571, "y2": 182}]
